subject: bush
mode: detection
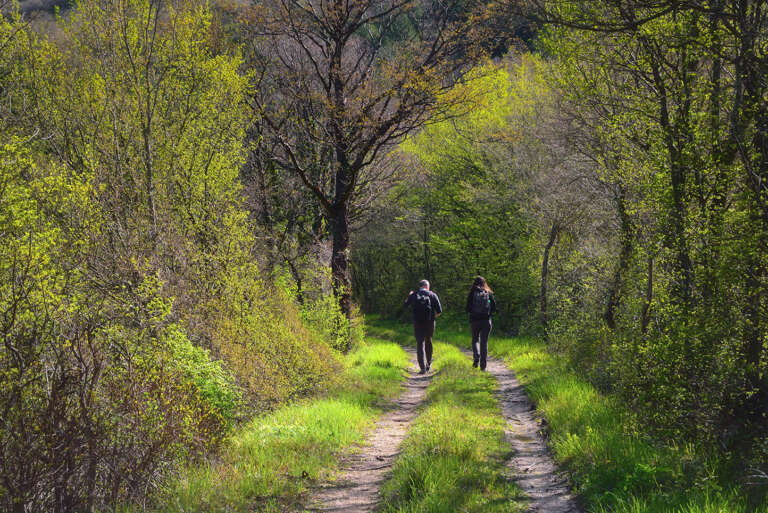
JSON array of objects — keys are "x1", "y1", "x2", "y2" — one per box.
[
  {"x1": 205, "y1": 264, "x2": 342, "y2": 409},
  {"x1": 163, "y1": 324, "x2": 242, "y2": 429},
  {"x1": 276, "y1": 262, "x2": 365, "y2": 353},
  {"x1": 0, "y1": 138, "x2": 234, "y2": 510},
  {"x1": 0, "y1": 3, "x2": 341, "y2": 511}
]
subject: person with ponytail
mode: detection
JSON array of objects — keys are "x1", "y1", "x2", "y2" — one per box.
[{"x1": 465, "y1": 276, "x2": 496, "y2": 370}]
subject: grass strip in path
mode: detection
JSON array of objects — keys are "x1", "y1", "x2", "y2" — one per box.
[
  {"x1": 307, "y1": 348, "x2": 432, "y2": 512},
  {"x1": 145, "y1": 338, "x2": 409, "y2": 513},
  {"x1": 379, "y1": 342, "x2": 527, "y2": 513},
  {"x1": 369, "y1": 317, "x2": 768, "y2": 513}
]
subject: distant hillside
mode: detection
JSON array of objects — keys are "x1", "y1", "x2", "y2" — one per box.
[{"x1": 18, "y1": 0, "x2": 69, "y2": 13}]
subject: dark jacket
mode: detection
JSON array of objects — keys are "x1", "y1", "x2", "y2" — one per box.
[
  {"x1": 405, "y1": 289, "x2": 443, "y2": 322},
  {"x1": 466, "y1": 287, "x2": 497, "y2": 321}
]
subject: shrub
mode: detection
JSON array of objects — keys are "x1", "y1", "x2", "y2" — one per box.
[
  {"x1": 163, "y1": 324, "x2": 242, "y2": 429},
  {"x1": 275, "y1": 263, "x2": 365, "y2": 353},
  {"x1": 206, "y1": 268, "x2": 342, "y2": 409}
]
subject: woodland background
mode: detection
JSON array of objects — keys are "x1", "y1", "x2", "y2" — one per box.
[{"x1": 2, "y1": 0, "x2": 768, "y2": 510}]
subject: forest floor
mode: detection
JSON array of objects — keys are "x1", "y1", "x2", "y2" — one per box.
[{"x1": 151, "y1": 317, "x2": 758, "y2": 513}]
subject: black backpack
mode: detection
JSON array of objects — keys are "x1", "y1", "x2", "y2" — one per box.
[
  {"x1": 471, "y1": 289, "x2": 491, "y2": 317},
  {"x1": 413, "y1": 291, "x2": 433, "y2": 322}
]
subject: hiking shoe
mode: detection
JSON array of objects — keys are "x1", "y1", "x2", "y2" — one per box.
[
  {"x1": 472, "y1": 361, "x2": 479, "y2": 368},
  {"x1": 418, "y1": 369, "x2": 426, "y2": 374}
]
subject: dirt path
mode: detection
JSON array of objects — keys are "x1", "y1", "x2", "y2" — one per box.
[
  {"x1": 485, "y1": 356, "x2": 581, "y2": 513},
  {"x1": 308, "y1": 348, "x2": 431, "y2": 512}
]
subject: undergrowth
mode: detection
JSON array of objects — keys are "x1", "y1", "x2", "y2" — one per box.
[
  {"x1": 369, "y1": 316, "x2": 767, "y2": 513},
  {"x1": 136, "y1": 338, "x2": 409, "y2": 513}
]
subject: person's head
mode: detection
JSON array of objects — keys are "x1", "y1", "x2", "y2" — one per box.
[
  {"x1": 471, "y1": 276, "x2": 492, "y2": 293},
  {"x1": 418, "y1": 279, "x2": 430, "y2": 290}
]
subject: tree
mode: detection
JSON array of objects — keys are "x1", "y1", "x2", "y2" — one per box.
[
  {"x1": 242, "y1": 0, "x2": 503, "y2": 317},
  {"x1": 523, "y1": 0, "x2": 768, "y2": 442}
]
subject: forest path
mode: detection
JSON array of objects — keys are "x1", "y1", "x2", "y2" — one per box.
[
  {"x1": 484, "y1": 354, "x2": 581, "y2": 513},
  {"x1": 307, "y1": 348, "x2": 431, "y2": 512}
]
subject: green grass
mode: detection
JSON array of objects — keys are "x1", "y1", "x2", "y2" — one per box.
[
  {"x1": 144, "y1": 338, "x2": 409, "y2": 513},
  {"x1": 380, "y1": 342, "x2": 526, "y2": 513},
  {"x1": 490, "y1": 336, "x2": 762, "y2": 513},
  {"x1": 369, "y1": 316, "x2": 766, "y2": 513}
]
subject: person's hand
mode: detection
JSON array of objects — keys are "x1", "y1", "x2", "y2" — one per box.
[{"x1": 409, "y1": 290, "x2": 414, "y2": 295}]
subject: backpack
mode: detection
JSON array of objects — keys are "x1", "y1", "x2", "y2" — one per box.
[
  {"x1": 471, "y1": 289, "x2": 491, "y2": 317},
  {"x1": 413, "y1": 291, "x2": 433, "y2": 322}
]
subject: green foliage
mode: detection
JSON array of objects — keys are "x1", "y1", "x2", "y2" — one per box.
[
  {"x1": 0, "y1": 1, "x2": 341, "y2": 510},
  {"x1": 148, "y1": 339, "x2": 409, "y2": 513},
  {"x1": 209, "y1": 265, "x2": 342, "y2": 408},
  {"x1": 490, "y1": 331, "x2": 762, "y2": 513},
  {"x1": 533, "y1": 4, "x2": 768, "y2": 463},
  {"x1": 353, "y1": 62, "x2": 542, "y2": 331},
  {"x1": 0, "y1": 135, "x2": 237, "y2": 509},
  {"x1": 163, "y1": 324, "x2": 242, "y2": 427},
  {"x1": 276, "y1": 263, "x2": 365, "y2": 353}
]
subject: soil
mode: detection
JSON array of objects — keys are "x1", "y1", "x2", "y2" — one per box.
[
  {"x1": 307, "y1": 348, "x2": 432, "y2": 512},
  {"x1": 485, "y1": 356, "x2": 581, "y2": 513}
]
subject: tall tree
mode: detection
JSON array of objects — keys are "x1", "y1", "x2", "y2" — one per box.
[{"x1": 243, "y1": 0, "x2": 504, "y2": 316}]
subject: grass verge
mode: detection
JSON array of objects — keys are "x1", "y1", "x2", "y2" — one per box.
[
  {"x1": 369, "y1": 316, "x2": 765, "y2": 513},
  {"x1": 141, "y1": 338, "x2": 409, "y2": 513},
  {"x1": 380, "y1": 341, "x2": 526, "y2": 513}
]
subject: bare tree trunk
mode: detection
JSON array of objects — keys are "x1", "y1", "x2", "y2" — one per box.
[
  {"x1": 604, "y1": 186, "x2": 633, "y2": 329},
  {"x1": 540, "y1": 222, "x2": 560, "y2": 330},
  {"x1": 641, "y1": 256, "x2": 653, "y2": 333},
  {"x1": 649, "y1": 52, "x2": 694, "y2": 306},
  {"x1": 330, "y1": 202, "x2": 352, "y2": 318},
  {"x1": 742, "y1": 208, "x2": 768, "y2": 424},
  {"x1": 286, "y1": 258, "x2": 304, "y2": 305}
]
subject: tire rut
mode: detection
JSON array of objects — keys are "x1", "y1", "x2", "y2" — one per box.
[
  {"x1": 485, "y1": 356, "x2": 581, "y2": 513},
  {"x1": 307, "y1": 348, "x2": 431, "y2": 513}
]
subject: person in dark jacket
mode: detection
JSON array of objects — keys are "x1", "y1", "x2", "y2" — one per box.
[
  {"x1": 466, "y1": 276, "x2": 496, "y2": 370},
  {"x1": 405, "y1": 280, "x2": 442, "y2": 374}
]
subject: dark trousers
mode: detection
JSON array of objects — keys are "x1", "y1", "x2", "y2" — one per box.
[
  {"x1": 414, "y1": 320, "x2": 435, "y2": 371},
  {"x1": 471, "y1": 319, "x2": 492, "y2": 370}
]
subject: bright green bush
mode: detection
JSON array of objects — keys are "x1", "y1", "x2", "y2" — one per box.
[
  {"x1": 207, "y1": 264, "x2": 342, "y2": 409},
  {"x1": 276, "y1": 263, "x2": 365, "y2": 353},
  {"x1": 163, "y1": 324, "x2": 242, "y2": 428},
  {"x1": 151, "y1": 339, "x2": 409, "y2": 513}
]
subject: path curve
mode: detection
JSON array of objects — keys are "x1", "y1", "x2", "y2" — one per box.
[
  {"x1": 308, "y1": 348, "x2": 431, "y2": 512},
  {"x1": 485, "y1": 356, "x2": 581, "y2": 513}
]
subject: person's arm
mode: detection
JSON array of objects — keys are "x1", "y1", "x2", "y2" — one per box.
[
  {"x1": 405, "y1": 290, "x2": 414, "y2": 305},
  {"x1": 433, "y1": 293, "x2": 443, "y2": 318},
  {"x1": 466, "y1": 291, "x2": 473, "y2": 314},
  {"x1": 490, "y1": 294, "x2": 497, "y2": 315}
]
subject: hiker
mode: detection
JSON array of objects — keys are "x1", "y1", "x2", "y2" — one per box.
[
  {"x1": 405, "y1": 280, "x2": 442, "y2": 374},
  {"x1": 466, "y1": 276, "x2": 496, "y2": 370}
]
